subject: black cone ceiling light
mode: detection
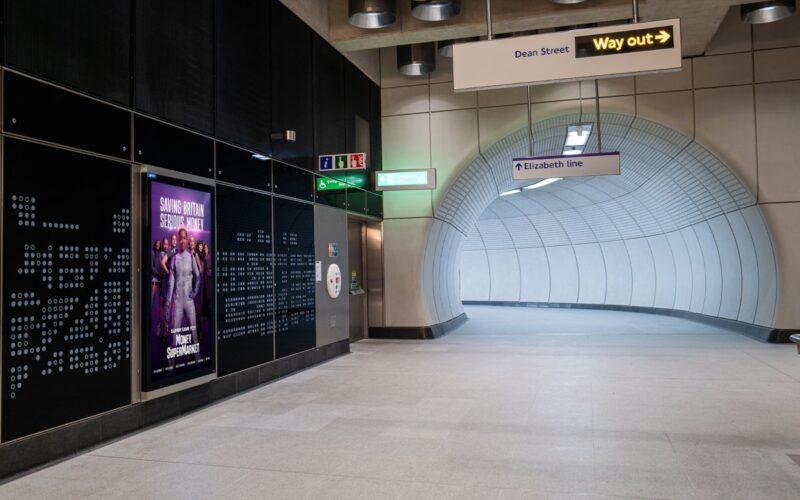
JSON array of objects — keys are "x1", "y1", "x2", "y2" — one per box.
[
  {"x1": 437, "y1": 37, "x2": 480, "y2": 57},
  {"x1": 397, "y1": 43, "x2": 436, "y2": 75},
  {"x1": 411, "y1": 0, "x2": 461, "y2": 21},
  {"x1": 741, "y1": 0, "x2": 796, "y2": 23},
  {"x1": 349, "y1": 0, "x2": 397, "y2": 29}
]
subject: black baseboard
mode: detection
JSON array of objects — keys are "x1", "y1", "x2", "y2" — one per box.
[
  {"x1": 0, "y1": 339, "x2": 350, "y2": 480},
  {"x1": 462, "y1": 301, "x2": 796, "y2": 344},
  {"x1": 369, "y1": 312, "x2": 468, "y2": 340}
]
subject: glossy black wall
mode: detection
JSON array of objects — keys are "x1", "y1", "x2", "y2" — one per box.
[
  {"x1": 216, "y1": 0, "x2": 272, "y2": 154},
  {"x1": 4, "y1": 0, "x2": 381, "y2": 171},
  {"x1": 6, "y1": 0, "x2": 131, "y2": 105},
  {"x1": 135, "y1": 0, "x2": 215, "y2": 134},
  {"x1": 270, "y1": 2, "x2": 315, "y2": 169}
]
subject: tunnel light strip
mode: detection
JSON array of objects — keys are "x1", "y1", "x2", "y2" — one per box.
[
  {"x1": 524, "y1": 177, "x2": 562, "y2": 190},
  {"x1": 565, "y1": 123, "x2": 592, "y2": 147},
  {"x1": 500, "y1": 188, "x2": 522, "y2": 196}
]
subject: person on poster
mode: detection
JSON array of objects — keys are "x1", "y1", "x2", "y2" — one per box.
[
  {"x1": 167, "y1": 233, "x2": 178, "y2": 268},
  {"x1": 150, "y1": 239, "x2": 169, "y2": 345},
  {"x1": 196, "y1": 241, "x2": 211, "y2": 339},
  {"x1": 165, "y1": 227, "x2": 201, "y2": 361}
]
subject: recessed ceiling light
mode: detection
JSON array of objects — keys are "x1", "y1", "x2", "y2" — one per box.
[
  {"x1": 251, "y1": 154, "x2": 270, "y2": 161},
  {"x1": 411, "y1": 0, "x2": 461, "y2": 22},
  {"x1": 563, "y1": 148, "x2": 583, "y2": 156},
  {"x1": 550, "y1": 0, "x2": 589, "y2": 4},
  {"x1": 524, "y1": 178, "x2": 562, "y2": 190},
  {"x1": 397, "y1": 43, "x2": 436, "y2": 75},
  {"x1": 348, "y1": 0, "x2": 397, "y2": 29},
  {"x1": 741, "y1": 1, "x2": 796, "y2": 24}
]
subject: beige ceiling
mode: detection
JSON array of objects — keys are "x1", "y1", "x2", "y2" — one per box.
[{"x1": 280, "y1": 0, "x2": 753, "y2": 83}]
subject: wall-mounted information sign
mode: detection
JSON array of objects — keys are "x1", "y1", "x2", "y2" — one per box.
[
  {"x1": 318, "y1": 152, "x2": 366, "y2": 171},
  {"x1": 316, "y1": 173, "x2": 368, "y2": 192},
  {"x1": 143, "y1": 176, "x2": 215, "y2": 391},
  {"x1": 375, "y1": 169, "x2": 437, "y2": 191},
  {"x1": 512, "y1": 152, "x2": 620, "y2": 181},
  {"x1": 453, "y1": 19, "x2": 681, "y2": 92}
]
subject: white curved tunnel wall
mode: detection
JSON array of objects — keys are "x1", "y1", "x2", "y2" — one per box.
[
  {"x1": 444, "y1": 113, "x2": 777, "y2": 327},
  {"x1": 462, "y1": 207, "x2": 776, "y2": 326}
]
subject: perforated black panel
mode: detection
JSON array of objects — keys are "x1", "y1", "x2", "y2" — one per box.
[
  {"x1": 274, "y1": 198, "x2": 315, "y2": 359},
  {"x1": 2, "y1": 139, "x2": 132, "y2": 442},
  {"x1": 217, "y1": 186, "x2": 274, "y2": 375}
]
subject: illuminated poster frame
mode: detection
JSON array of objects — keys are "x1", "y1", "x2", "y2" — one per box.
[{"x1": 141, "y1": 173, "x2": 215, "y2": 391}]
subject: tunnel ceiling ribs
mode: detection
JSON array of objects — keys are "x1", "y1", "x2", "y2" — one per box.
[{"x1": 426, "y1": 113, "x2": 777, "y2": 328}]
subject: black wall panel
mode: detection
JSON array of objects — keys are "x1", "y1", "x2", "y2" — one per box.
[
  {"x1": 274, "y1": 198, "x2": 316, "y2": 359},
  {"x1": 135, "y1": 0, "x2": 214, "y2": 134},
  {"x1": 313, "y1": 35, "x2": 346, "y2": 157},
  {"x1": 216, "y1": 0, "x2": 271, "y2": 154},
  {"x1": 134, "y1": 116, "x2": 214, "y2": 178},
  {"x1": 273, "y1": 161, "x2": 314, "y2": 202},
  {"x1": 369, "y1": 83, "x2": 383, "y2": 172},
  {"x1": 270, "y1": 1, "x2": 314, "y2": 170},
  {"x1": 217, "y1": 186, "x2": 274, "y2": 376},
  {"x1": 1, "y1": 139, "x2": 132, "y2": 441},
  {"x1": 345, "y1": 62, "x2": 370, "y2": 154},
  {"x1": 4, "y1": 72, "x2": 130, "y2": 160},
  {"x1": 216, "y1": 143, "x2": 271, "y2": 192},
  {"x1": 6, "y1": 0, "x2": 131, "y2": 105}
]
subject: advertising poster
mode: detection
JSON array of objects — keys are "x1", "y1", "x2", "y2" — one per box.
[{"x1": 145, "y1": 178, "x2": 214, "y2": 389}]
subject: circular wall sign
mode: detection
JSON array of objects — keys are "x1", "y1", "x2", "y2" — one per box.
[{"x1": 326, "y1": 263, "x2": 342, "y2": 299}]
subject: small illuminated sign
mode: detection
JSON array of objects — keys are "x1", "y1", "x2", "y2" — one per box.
[
  {"x1": 575, "y1": 26, "x2": 674, "y2": 58},
  {"x1": 316, "y1": 173, "x2": 368, "y2": 192},
  {"x1": 318, "y1": 152, "x2": 366, "y2": 171},
  {"x1": 375, "y1": 169, "x2": 437, "y2": 191}
]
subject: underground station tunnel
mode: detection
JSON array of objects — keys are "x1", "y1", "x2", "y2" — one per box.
[{"x1": 1, "y1": 0, "x2": 800, "y2": 498}]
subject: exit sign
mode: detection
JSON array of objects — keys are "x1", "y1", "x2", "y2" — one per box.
[
  {"x1": 375, "y1": 169, "x2": 437, "y2": 191},
  {"x1": 575, "y1": 25, "x2": 674, "y2": 57}
]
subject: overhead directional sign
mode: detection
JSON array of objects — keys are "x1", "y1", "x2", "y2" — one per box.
[
  {"x1": 512, "y1": 152, "x2": 620, "y2": 181},
  {"x1": 375, "y1": 169, "x2": 437, "y2": 191},
  {"x1": 575, "y1": 25, "x2": 674, "y2": 57},
  {"x1": 318, "y1": 152, "x2": 366, "y2": 171},
  {"x1": 453, "y1": 19, "x2": 681, "y2": 92}
]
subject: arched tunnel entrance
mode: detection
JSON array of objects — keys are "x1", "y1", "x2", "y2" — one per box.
[{"x1": 423, "y1": 112, "x2": 778, "y2": 332}]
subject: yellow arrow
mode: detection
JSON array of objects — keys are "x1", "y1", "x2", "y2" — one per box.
[{"x1": 655, "y1": 30, "x2": 671, "y2": 44}]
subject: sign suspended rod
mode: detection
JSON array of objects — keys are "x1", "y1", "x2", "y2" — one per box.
[
  {"x1": 594, "y1": 80, "x2": 602, "y2": 153},
  {"x1": 632, "y1": 0, "x2": 640, "y2": 23},
  {"x1": 485, "y1": 0, "x2": 493, "y2": 40}
]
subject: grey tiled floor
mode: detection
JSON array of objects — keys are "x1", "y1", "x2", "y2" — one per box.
[{"x1": 3, "y1": 306, "x2": 800, "y2": 499}]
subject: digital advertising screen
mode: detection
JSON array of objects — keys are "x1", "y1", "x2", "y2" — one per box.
[{"x1": 143, "y1": 176, "x2": 215, "y2": 390}]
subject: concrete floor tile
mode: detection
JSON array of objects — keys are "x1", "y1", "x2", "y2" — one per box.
[{"x1": 3, "y1": 307, "x2": 800, "y2": 499}]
